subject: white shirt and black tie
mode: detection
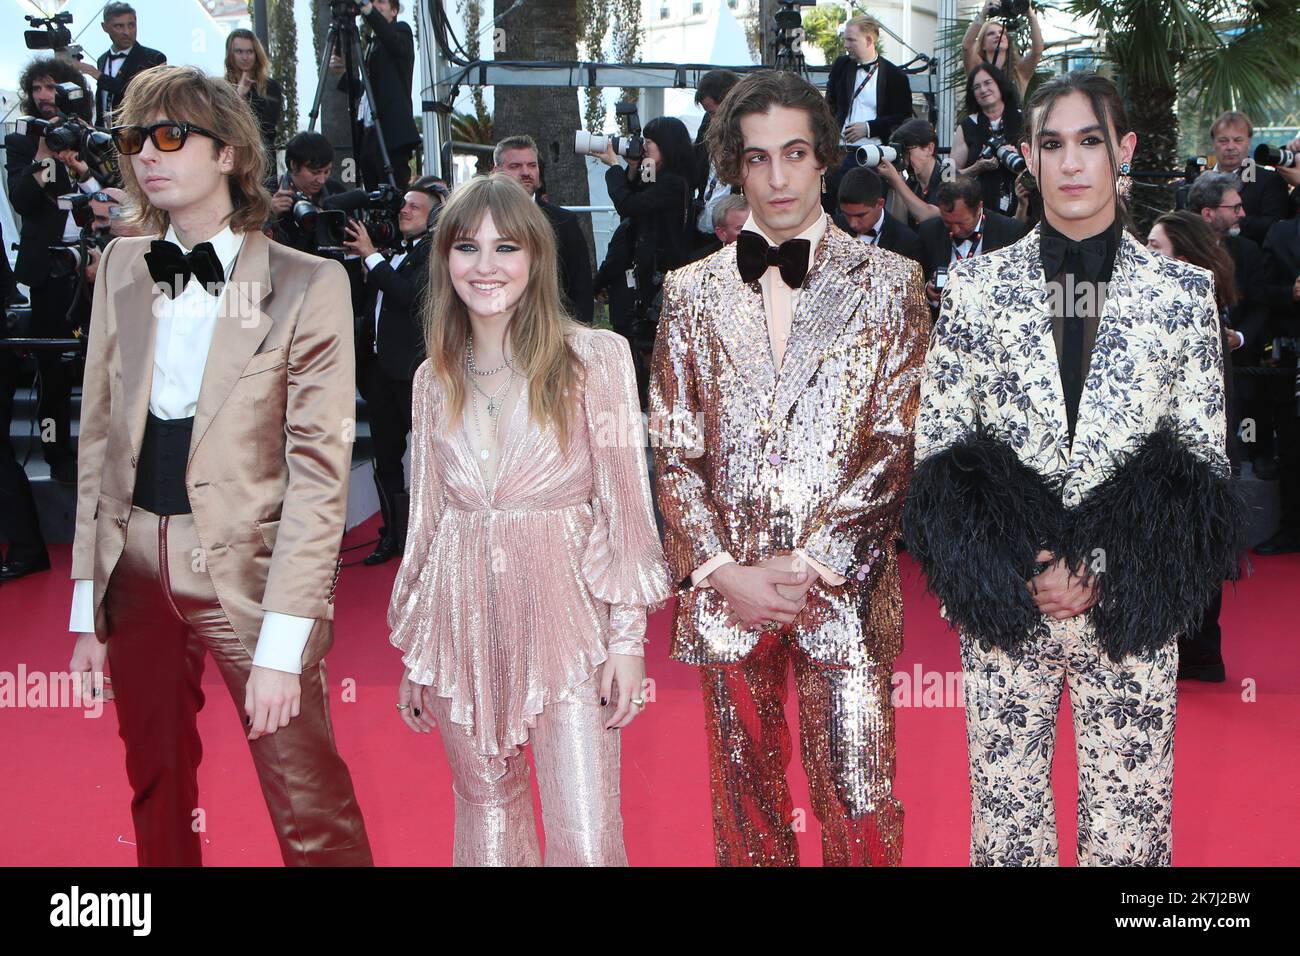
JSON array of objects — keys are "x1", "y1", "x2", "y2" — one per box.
[
  {"x1": 99, "y1": 47, "x2": 133, "y2": 119},
  {"x1": 68, "y1": 226, "x2": 318, "y2": 675},
  {"x1": 844, "y1": 59, "x2": 882, "y2": 148}
]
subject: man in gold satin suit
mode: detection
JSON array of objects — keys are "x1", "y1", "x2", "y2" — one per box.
[
  {"x1": 64, "y1": 66, "x2": 372, "y2": 866},
  {"x1": 650, "y1": 70, "x2": 929, "y2": 866}
]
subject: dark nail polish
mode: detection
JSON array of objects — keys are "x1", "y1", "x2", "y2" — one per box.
[
  {"x1": 413, "y1": 708, "x2": 421, "y2": 717},
  {"x1": 600, "y1": 697, "x2": 607, "y2": 706},
  {"x1": 244, "y1": 715, "x2": 251, "y2": 726}
]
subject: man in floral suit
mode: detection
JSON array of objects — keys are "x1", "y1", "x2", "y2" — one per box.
[{"x1": 904, "y1": 72, "x2": 1244, "y2": 866}]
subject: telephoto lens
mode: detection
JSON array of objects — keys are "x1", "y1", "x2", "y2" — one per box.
[{"x1": 1254, "y1": 143, "x2": 1298, "y2": 169}]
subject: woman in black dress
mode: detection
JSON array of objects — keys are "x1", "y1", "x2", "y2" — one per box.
[{"x1": 225, "y1": 28, "x2": 283, "y2": 170}]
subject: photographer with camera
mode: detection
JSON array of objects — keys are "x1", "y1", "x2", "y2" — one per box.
[
  {"x1": 595, "y1": 116, "x2": 695, "y2": 406},
  {"x1": 917, "y1": 174, "x2": 1028, "y2": 309},
  {"x1": 494, "y1": 135, "x2": 594, "y2": 325},
  {"x1": 962, "y1": 1, "x2": 1043, "y2": 101},
  {"x1": 951, "y1": 62, "x2": 1024, "y2": 218},
  {"x1": 329, "y1": 0, "x2": 420, "y2": 191},
  {"x1": 874, "y1": 118, "x2": 951, "y2": 228},
  {"x1": 824, "y1": 15, "x2": 915, "y2": 210},
  {"x1": 835, "y1": 166, "x2": 924, "y2": 264},
  {"x1": 270, "y1": 131, "x2": 350, "y2": 252},
  {"x1": 3, "y1": 58, "x2": 107, "y2": 492},
  {"x1": 341, "y1": 176, "x2": 442, "y2": 565},
  {"x1": 75, "y1": 3, "x2": 166, "y2": 127}
]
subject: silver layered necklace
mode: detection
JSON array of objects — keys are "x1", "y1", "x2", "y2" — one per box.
[{"x1": 467, "y1": 339, "x2": 517, "y2": 461}]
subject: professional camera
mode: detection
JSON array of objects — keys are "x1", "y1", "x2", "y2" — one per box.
[
  {"x1": 1184, "y1": 155, "x2": 1210, "y2": 184},
  {"x1": 854, "y1": 142, "x2": 905, "y2": 170},
  {"x1": 15, "y1": 83, "x2": 119, "y2": 186},
  {"x1": 291, "y1": 194, "x2": 350, "y2": 255},
  {"x1": 576, "y1": 103, "x2": 645, "y2": 160},
  {"x1": 328, "y1": 0, "x2": 363, "y2": 17},
  {"x1": 1254, "y1": 143, "x2": 1298, "y2": 170},
  {"x1": 24, "y1": 11, "x2": 83, "y2": 59},
  {"x1": 989, "y1": 0, "x2": 1030, "y2": 18},
  {"x1": 980, "y1": 135, "x2": 1027, "y2": 174}
]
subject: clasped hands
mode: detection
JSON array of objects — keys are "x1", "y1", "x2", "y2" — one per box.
[
  {"x1": 1027, "y1": 549, "x2": 1099, "y2": 620},
  {"x1": 710, "y1": 552, "x2": 817, "y2": 631}
]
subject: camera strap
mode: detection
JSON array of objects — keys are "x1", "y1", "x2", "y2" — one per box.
[{"x1": 851, "y1": 60, "x2": 880, "y2": 103}]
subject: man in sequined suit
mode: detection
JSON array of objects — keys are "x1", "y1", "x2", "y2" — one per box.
[{"x1": 650, "y1": 71, "x2": 929, "y2": 866}]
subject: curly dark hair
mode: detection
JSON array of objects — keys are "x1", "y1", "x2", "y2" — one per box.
[
  {"x1": 18, "y1": 56, "x2": 94, "y2": 122},
  {"x1": 705, "y1": 70, "x2": 840, "y2": 188}
]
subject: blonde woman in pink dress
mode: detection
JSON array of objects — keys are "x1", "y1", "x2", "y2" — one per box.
[{"x1": 389, "y1": 174, "x2": 670, "y2": 866}]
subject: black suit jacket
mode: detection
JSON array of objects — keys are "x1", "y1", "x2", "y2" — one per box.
[
  {"x1": 94, "y1": 44, "x2": 167, "y2": 126},
  {"x1": 360, "y1": 234, "x2": 431, "y2": 380},
  {"x1": 247, "y1": 77, "x2": 284, "y2": 151},
  {"x1": 825, "y1": 55, "x2": 913, "y2": 145},
  {"x1": 4, "y1": 129, "x2": 75, "y2": 288},
  {"x1": 917, "y1": 210, "x2": 1028, "y2": 282},
  {"x1": 1224, "y1": 233, "x2": 1273, "y2": 363},
  {"x1": 833, "y1": 209, "x2": 924, "y2": 265},
  {"x1": 338, "y1": 9, "x2": 421, "y2": 152},
  {"x1": 1262, "y1": 218, "x2": 1300, "y2": 336},
  {"x1": 537, "y1": 198, "x2": 594, "y2": 325},
  {"x1": 1238, "y1": 165, "x2": 1292, "y2": 246}
]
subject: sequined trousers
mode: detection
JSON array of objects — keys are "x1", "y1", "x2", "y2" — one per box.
[
  {"x1": 427, "y1": 665, "x2": 628, "y2": 866},
  {"x1": 699, "y1": 632, "x2": 903, "y2": 866},
  {"x1": 960, "y1": 619, "x2": 1179, "y2": 866}
]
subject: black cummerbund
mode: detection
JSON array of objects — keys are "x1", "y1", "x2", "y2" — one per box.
[{"x1": 133, "y1": 412, "x2": 194, "y2": 515}]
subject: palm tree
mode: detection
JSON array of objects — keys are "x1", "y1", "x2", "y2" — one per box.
[
  {"x1": 452, "y1": 111, "x2": 496, "y2": 174},
  {"x1": 1066, "y1": 0, "x2": 1300, "y2": 231}
]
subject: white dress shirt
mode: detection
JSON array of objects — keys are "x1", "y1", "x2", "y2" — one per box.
[
  {"x1": 696, "y1": 160, "x2": 728, "y2": 233},
  {"x1": 844, "y1": 60, "x2": 882, "y2": 148},
  {"x1": 99, "y1": 45, "x2": 133, "y2": 117},
  {"x1": 70, "y1": 225, "x2": 316, "y2": 675},
  {"x1": 61, "y1": 176, "x2": 103, "y2": 243},
  {"x1": 948, "y1": 214, "x2": 986, "y2": 266},
  {"x1": 364, "y1": 248, "x2": 408, "y2": 354}
]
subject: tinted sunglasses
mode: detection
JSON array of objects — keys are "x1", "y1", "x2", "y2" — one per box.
[{"x1": 109, "y1": 121, "x2": 223, "y2": 155}]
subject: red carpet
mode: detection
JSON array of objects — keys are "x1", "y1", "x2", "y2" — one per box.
[{"x1": 2, "y1": 518, "x2": 1297, "y2": 866}]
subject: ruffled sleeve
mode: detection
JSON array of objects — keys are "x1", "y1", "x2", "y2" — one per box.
[
  {"x1": 388, "y1": 361, "x2": 447, "y2": 649},
  {"x1": 579, "y1": 330, "x2": 671, "y2": 654}
]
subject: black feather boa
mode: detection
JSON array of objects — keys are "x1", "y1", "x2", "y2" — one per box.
[
  {"x1": 1059, "y1": 422, "x2": 1247, "y2": 662},
  {"x1": 904, "y1": 422, "x2": 1247, "y2": 662},
  {"x1": 902, "y1": 428, "x2": 1063, "y2": 654}
]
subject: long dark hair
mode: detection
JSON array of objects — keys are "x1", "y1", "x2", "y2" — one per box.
[
  {"x1": 642, "y1": 115, "x2": 694, "y2": 226},
  {"x1": 18, "y1": 56, "x2": 93, "y2": 122},
  {"x1": 1152, "y1": 210, "x2": 1239, "y2": 309},
  {"x1": 1025, "y1": 71, "x2": 1133, "y2": 229},
  {"x1": 964, "y1": 61, "x2": 1021, "y2": 118}
]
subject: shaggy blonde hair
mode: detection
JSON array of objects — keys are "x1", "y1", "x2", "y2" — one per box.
[
  {"x1": 424, "y1": 174, "x2": 584, "y2": 448},
  {"x1": 114, "y1": 65, "x2": 273, "y2": 235}
]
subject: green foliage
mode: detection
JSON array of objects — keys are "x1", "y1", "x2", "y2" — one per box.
[{"x1": 269, "y1": 0, "x2": 299, "y2": 147}]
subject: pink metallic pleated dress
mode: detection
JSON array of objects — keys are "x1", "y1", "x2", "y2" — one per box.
[{"x1": 389, "y1": 327, "x2": 670, "y2": 865}]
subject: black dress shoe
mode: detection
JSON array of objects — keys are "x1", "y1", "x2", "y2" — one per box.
[
  {"x1": 1254, "y1": 529, "x2": 1300, "y2": 556},
  {"x1": 49, "y1": 459, "x2": 78, "y2": 484},
  {"x1": 363, "y1": 536, "x2": 402, "y2": 565},
  {"x1": 0, "y1": 554, "x2": 52, "y2": 581}
]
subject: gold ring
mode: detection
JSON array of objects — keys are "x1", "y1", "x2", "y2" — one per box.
[
  {"x1": 395, "y1": 703, "x2": 410, "y2": 711},
  {"x1": 631, "y1": 697, "x2": 645, "y2": 707}
]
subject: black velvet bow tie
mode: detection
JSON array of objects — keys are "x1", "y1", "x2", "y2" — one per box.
[
  {"x1": 736, "y1": 230, "x2": 810, "y2": 288},
  {"x1": 107, "y1": 51, "x2": 127, "y2": 60},
  {"x1": 1040, "y1": 233, "x2": 1109, "y2": 282},
  {"x1": 145, "y1": 240, "x2": 226, "y2": 298}
]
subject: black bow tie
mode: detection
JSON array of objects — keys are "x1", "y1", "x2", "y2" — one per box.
[
  {"x1": 145, "y1": 240, "x2": 226, "y2": 298},
  {"x1": 1040, "y1": 232, "x2": 1109, "y2": 282},
  {"x1": 107, "y1": 51, "x2": 127, "y2": 60},
  {"x1": 955, "y1": 230, "x2": 981, "y2": 248},
  {"x1": 736, "y1": 230, "x2": 811, "y2": 288},
  {"x1": 861, "y1": 226, "x2": 879, "y2": 239}
]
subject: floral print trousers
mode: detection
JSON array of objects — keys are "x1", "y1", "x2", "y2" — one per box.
[{"x1": 959, "y1": 620, "x2": 1178, "y2": 866}]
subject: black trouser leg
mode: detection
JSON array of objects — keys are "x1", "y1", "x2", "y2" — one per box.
[{"x1": 0, "y1": 351, "x2": 47, "y2": 562}]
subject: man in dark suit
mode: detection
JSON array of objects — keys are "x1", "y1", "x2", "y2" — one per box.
[
  {"x1": 824, "y1": 14, "x2": 914, "y2": 209},
  {"x1": 4, "y1": 58, "x2": 104, "y2": 494},
  {"x1": 917, "y1": 175, "x2": 1028, "y2": 307},
  {"x1": 342, "y1": 178, "x2": 441, "y2": 564},
  {"x1": 834, "y1": 166, "x2": 924, "y2": 265},
  {"x1": 693, "y1": 69, "x2": 742, "y2": 248},
  {"x1": 1255, "y1": 215, "x2": 1300, "y2": 554},
  {"x1": 75, "y1": 3, "x2": 166, "y2": 127},
  {"x1": 330, "y1": 0, "x2": 420, "y2": 191},
  {"x1": 494, "y1": 135, "x2": 595, "y2": 324},
  {"x1": 1207, "y1": 111, "x2": 1293, "y2": 245}
]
